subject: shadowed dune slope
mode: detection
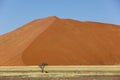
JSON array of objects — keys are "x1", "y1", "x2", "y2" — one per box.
[{"x1": 0, "y1": 16, "x2": 120, "y2": 65}]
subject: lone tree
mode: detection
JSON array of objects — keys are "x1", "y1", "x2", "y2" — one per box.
[{"x1": 39, "y1": 63, "x2": 48, "y2": 73}]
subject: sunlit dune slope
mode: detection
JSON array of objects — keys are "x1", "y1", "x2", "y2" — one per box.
[{"x1": 0, "y1": 16, "x2": 120, "y2": 65}]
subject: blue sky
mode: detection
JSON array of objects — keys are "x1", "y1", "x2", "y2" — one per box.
[{"x1": 0, "y1": 0, "x2": 120, "y2": 35}]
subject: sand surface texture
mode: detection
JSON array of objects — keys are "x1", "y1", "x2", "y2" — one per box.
[{"x1": 0, "y1": 16, "x2": 120, "y2": 65}]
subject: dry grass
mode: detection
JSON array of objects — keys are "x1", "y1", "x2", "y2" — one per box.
[
  {"x1": 0, "y1": 65, "x2": 120, "y2": 78},
  {"x1": 1, "y1": 65, "x2": 120, "y2": 71}
]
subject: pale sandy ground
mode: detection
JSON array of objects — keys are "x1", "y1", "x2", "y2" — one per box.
[{"x1": 0, "y1": 76, "x2": 120, "y2": 80}]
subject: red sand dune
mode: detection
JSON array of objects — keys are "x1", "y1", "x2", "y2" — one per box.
[{"x1": 0, "y1": 16, "x2": 120, "y2": 66}]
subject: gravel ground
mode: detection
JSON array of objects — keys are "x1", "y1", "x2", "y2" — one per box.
[{"x1": 0, "y1": 76, "x2": 120, "y2": 80}]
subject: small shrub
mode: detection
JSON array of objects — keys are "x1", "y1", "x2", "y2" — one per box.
[{"x1": 39, "y1": 63, "x2": 48, "y2": 73}]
